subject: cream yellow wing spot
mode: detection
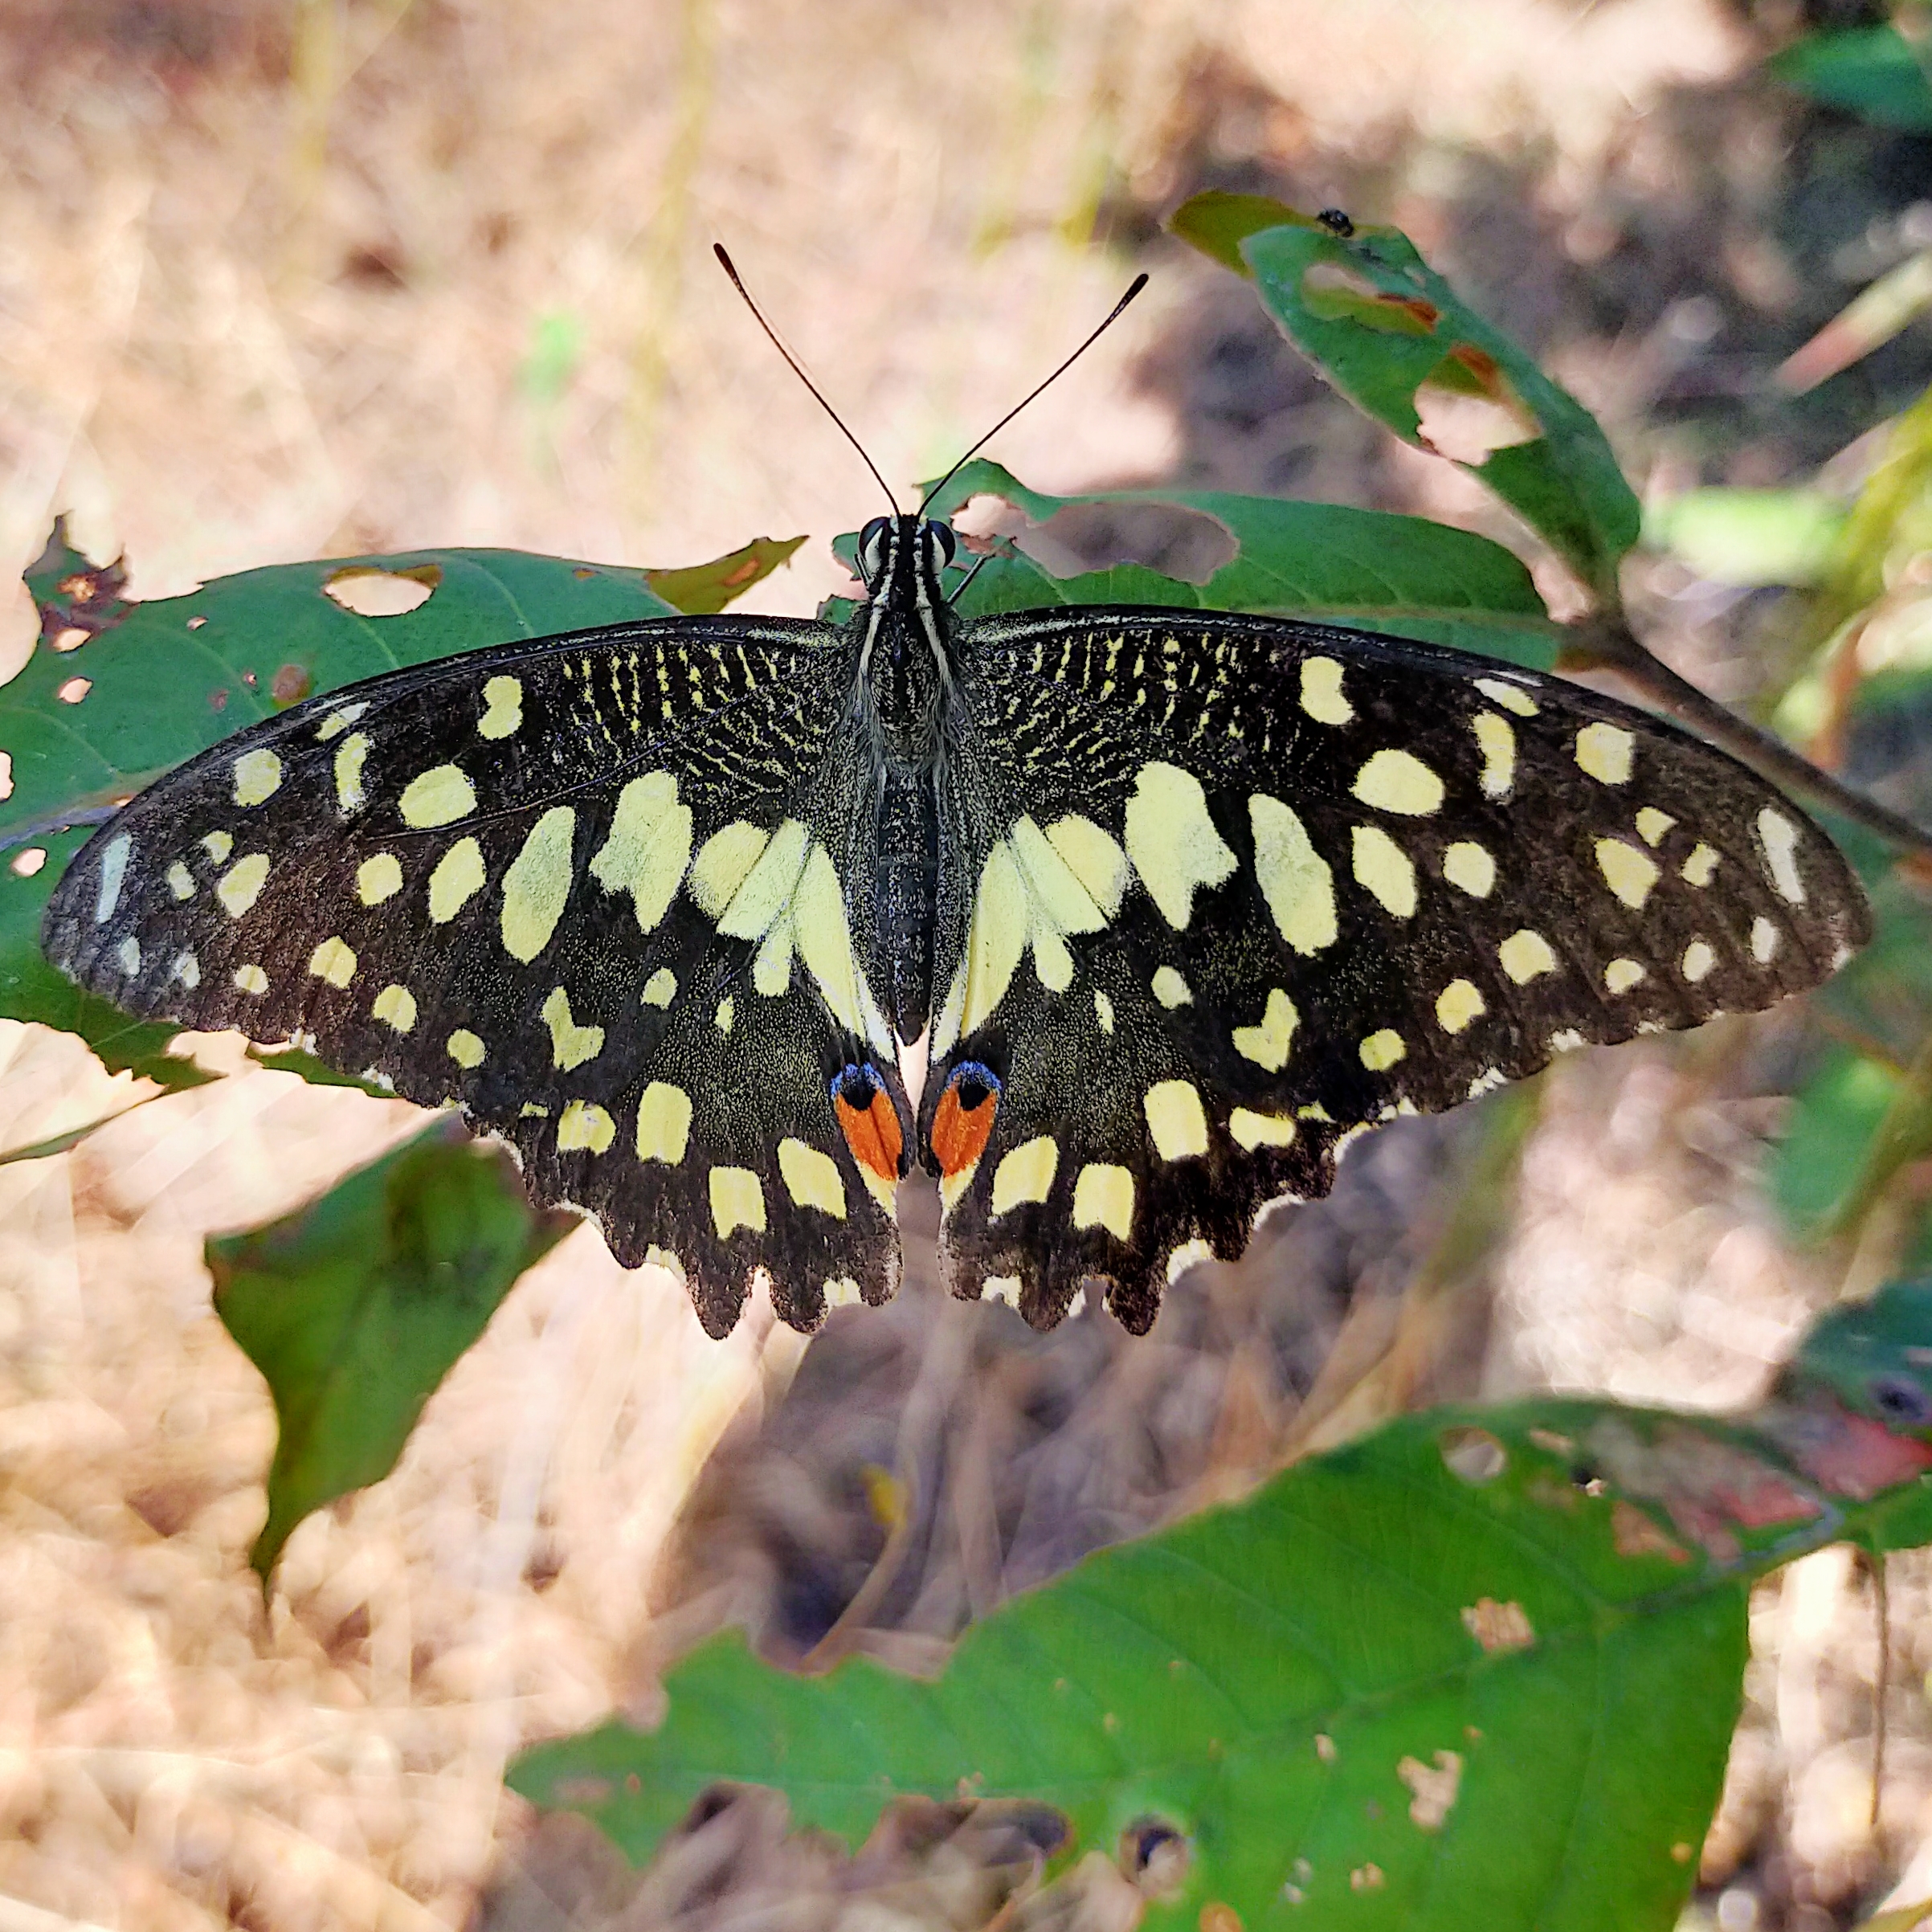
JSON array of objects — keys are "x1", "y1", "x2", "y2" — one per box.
[
  {"x1": 1603, "y1": 958, "x2": 1646, "y2": 994},
  {"x1": 165, "y1": 860, "x2": 194, "y2": 901},
  {"x1": 1681, "y1": 940, "x2": 1715, "y2": 983},
  {"x1": 1151, "y1": 966, "x2": 1191, "y2": 1008},
  {"x1": 991, "y1": 1137, "x2": 1058, "y2": 1215},
  {"x1": 1124, "y1": 762, "x2": 1236, "y2": 929},
  {"x1": 1360, "y1": 1029, "x2": 1406, "y2": 1071},
  {"x1": 590, "y1": 771, "x2": 692, "y2": 933},
  {"x1": 1595, "y1": 838, "x2": 1658, "y2": 910},
  {"x1": 356, "y1": 852, "x2": 403, "y2": 906},
  {"x1": 1751, "y1": 917, "x2": 1780, "y2": 964},
  {"x1": 500, "y1": 807, "x2": 576, "y2": 961},
  {"x1": 1352, "y1": 825, "x2": 1416, "y2": 918},
  {"x1": 308, "y1": 936, "x2": 357, "y2": 987},
  {"x1": 1072, "y1": 1163, "x2": 1134, "y2": 1240},
  {"x1": 477, "y1": 675, "x2": 523, "y2": 740},
  {"x1": 116, "y1": 937, "x2": 141, "y2": 974},
  {"x1": 1232, "y1": 987, "x2": 1297, "y2": 1072},
  {"x1": 201, "y1": 831, "x2": 232, "y2": 865},
  {"x1": 636, "y1": 1083, "x2": 692, "y2": 1165},
  {"x1": 1636, "y1": 807, "x2": 1674, "y2": 847},
  {"x1": 1474, "y1": 676, "x2": 1538, "y2": 717},
  {"x1": 1352, "y1": 749, "x2": 1444, "y2": 815},
  {"x1": 715, "y1": 995, "x2": 735, "y2": 1035},
  {"x1": 428, "y1": 838, "x2": 487, "y2": 922},
  {"x1": 642, "y1": 967, "x2": 676, "y2": 1007},
  {"x1": 373, "y1": 983, "x2": 416, "y2": 1032},
  {"x1": 541, "y1": 986, "x2": 605, "y2": 1070},
  {"x1": 232, "y1": 963, "x2": 268, "y2": 995},
  {"x1": 688, "y1": 821, "x2": 770, "y2": 917},
  {"x1": 317, "y1": 703, "x2": 367, "y2": 742},
  {"x1": 823, "y1": 1277, "x2": 863, "y2": 1309},
  {"x1": 1145, "y1": 1080, "x2": 1210, "y2": 1162},
  {"x1": 1435, "y1": 979, "x2": 1485, "y2": 1034},
  {"x1": 93, "y1": 835, "x2": 131, "y2": 922},
  {"x1": 1249, "y1": 794, "x2": 1337, "y2": 954},
  {"x1": 1229, "y1": 1108, "x2": 1297, "y2": 1150},
  {"x1": 709, "y1": 1166, "x2": 767, "y2": 1239},
  {"x1": 170, "y1": 951, "x2": 201, "y2": 988},
  {"x1": 399, "y1": 762, "x2": 475, "y2": 829},
  {"x1": 217, "y1": 853, "x2": 270, "y2": 917},
  {"x1": 334, "y1": 733, "x2": 372, "y2": 813},
  {"x1": 778, "y1": 1139, "x2": 847, "y2": 1219},
  {"x1": 556, "y1": 1101, "x2": 615, "y2": 1154},
  {"x1": 1044, "y1": 815, "x2": 1129, "y2": 917},
  {"x1": 1681, "y1": 843, "x2": 1719, "y2": 888},
  {"x1": 1757, "y1": 807, "x2": 1805, "y2": 905},
  {"x1": 1093, "y1": 989, "x2": 1114, "y2": 1034},
  {"x1": 1300, "y1": 656, "x2": 1353, "y2": 725},
  {"x1": 715, "y1": 819, "x2": 811, "y2": 942},
  {"x1": 447, "y1": 1028, "x2": 485, "y2": 1068},
  {"x1": 1471, "y1": 713, "x2": 1514, "y2": 801},
  {"x1": 231, "y1": 749, "x2": 282, "y2": 807},
  {"x1": 1575, "y1": 724, "x2": 1635, "y2": 785},
  {"x1": 1499, "y1": 929, "x2": 1558, "y2": 983},
  {"x1": 954, "y1": 843, "x2": 1027, "y2": 1045},
  {"x1": 1442, "y1": 840, "x2": 1495, "y2": 898}
]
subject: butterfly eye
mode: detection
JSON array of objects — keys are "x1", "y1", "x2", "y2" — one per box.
[
  {"x1": 931, "y1": 1060, "x2": 1002, "y2": 1182},
  {"x1": 857, "y1": 517, "x2": 892, "y2": 584},
  {"x1": 925, "y1": 522, "x2": 957, "y2": 570},
  {"x1": 1869, "y1": 1373, "x2": 1932, "y2": 1430}
]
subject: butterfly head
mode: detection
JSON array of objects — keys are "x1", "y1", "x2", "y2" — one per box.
[{"x1": 856, "y1": 513, "x2": 957, "y2": 612}]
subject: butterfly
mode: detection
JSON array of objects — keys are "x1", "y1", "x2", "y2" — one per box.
[{"x1": 36, "y1": 483, "x2": 1873, "y2": 1338}]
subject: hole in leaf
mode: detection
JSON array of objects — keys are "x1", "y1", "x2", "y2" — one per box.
[
  {"x1": 57, "y1": 676, "x2": 92, "y2": 704},
  {"x1": 1413, "y1": 345, "x2": 1542, "y2": 464},
  {"x1": 322, "y1": 563, "x2": 442, "y2": 617},
  {"x1": 1301, "y1": 260, "x2": 1440, "y2": 335},
  {"x1": 1440, "y1": 1426, "x2": 1507, "y2": 1484},
  {"x1": 0, "y1": 752, "x2": 11, "y2": 800},
  {"x1": 51, "y1": 626, "x2": 88, "y2": 653},
  {"x1": 11, "y1": 847, "x2": 47, "y2": 876},
  {"x1": 1019, "y1": 500, "x2": 1238, "y2": 586},
  {"x1": 1120, "y1": 1817, "x2": 1193, "y2": 1898}
]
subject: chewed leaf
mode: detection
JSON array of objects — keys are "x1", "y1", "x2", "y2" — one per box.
[
  {"x1": 1169, "y1": 191, "x2": 1643, "y2": 603},
  {"x1": 863, "y1": 458, "x2": 1558, "y2": 669},
  {"x1": 512, "y1": 1375, "x2": 1932, "y2": 1929}
]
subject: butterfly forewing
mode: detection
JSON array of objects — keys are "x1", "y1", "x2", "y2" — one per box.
[
  {"x1": 919, "y1": 610, "x2": 1871, "y2": 1330},
  {"x1": 40, "y1": 615, "x2": 916, "y2": 1336}
]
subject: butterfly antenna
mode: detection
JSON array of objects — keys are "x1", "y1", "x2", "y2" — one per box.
[
  {"x1": 918, "y1": 272, "x2": 1149, "y2": 517},
  {"x1": 713, "y1": 244, "x2": 897, "y2": 513}
]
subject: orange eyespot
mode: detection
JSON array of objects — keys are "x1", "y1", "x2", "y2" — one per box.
[
  {"x1": 929, "y1": 1061, "x2": 1001, "y2": 1178},
  {"x1": 832, "y1": 1064, "x2": 904, "y2": 1184}
]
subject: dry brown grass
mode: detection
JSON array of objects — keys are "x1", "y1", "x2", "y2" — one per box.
[{"x1": 2, "y1": 1, "x2": 1925, "y2": 1926}]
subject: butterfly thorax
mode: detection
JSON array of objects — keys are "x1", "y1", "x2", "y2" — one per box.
[{"x1": 853, "y1": 513, "x2": 958, "y2": 1044}]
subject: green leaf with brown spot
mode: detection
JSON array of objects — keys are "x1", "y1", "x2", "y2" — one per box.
[
  {"x1": 1170, "y1": 191, "x2": 1642, "y2": 604},
  {"x1": 211, "y1": 1120, "x2": 573, "y2": 1579}
]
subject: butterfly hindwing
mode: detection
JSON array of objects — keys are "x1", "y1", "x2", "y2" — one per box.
[
  {"x1": 919, "y1": 610, "x2": 1871, "y2": 1330},
  {"x1": 40, "y1": 615, "x2": 914, "y2": 1335}
]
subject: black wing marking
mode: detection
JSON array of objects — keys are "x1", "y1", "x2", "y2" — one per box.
[
  {"x1": 41, "y1": 614, "x2": 913, "y2": 1337},
  {"x1": 921, "y1": 610, "x2": 1869, "y2": 1332}
]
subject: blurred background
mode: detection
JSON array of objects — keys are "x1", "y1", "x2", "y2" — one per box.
[{"x1": 6, "y1": 0, "x2": 1932, "y2": 1926}]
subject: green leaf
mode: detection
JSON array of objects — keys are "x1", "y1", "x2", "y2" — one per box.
[
  {"x1": 1645, "y1": 488, "x2": 1848, "y2": 589},
  {"x1": 1768, "y1": 25, "x2": 1932, "y2": 133},
  {"x1": 2, "y1": 522, "x2": 794, "y2": 1083},
  {"x1": 1770, "y1": 1044, "x2": 1906, "y2": 1236},
  {"x1": 210, "y1": 1121, "x2": 572, "y2": 1579},
  {"x1": 1170, "y1": 193, "x2": 1643, "y2": 604},
  {"x1": 830, "y1": 460, "x2": 1558, "y2": 668},
  {"x1": 510, "y1": 1387, "x2": 1912, "y2": 1929}
]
